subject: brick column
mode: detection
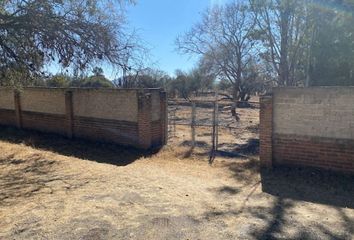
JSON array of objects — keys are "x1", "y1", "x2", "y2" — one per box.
[
  {"x1": 14, "y1": 90, "x2": 22, "y2": 129},
  {"x1": 65, "y1": 91, "x2": 74, "y2": 138},
  {"x1": 260, "y1": 96, "x2": 273, "y2": 168},
  {"x1": 160, "y1": 90, "x2": 168, "y2": 146},
  {"x1": 137, "y1": 91, "x2": 152, "y2": 150}
]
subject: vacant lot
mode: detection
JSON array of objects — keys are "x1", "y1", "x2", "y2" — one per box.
[{"x1": 0, "y1": 106, "x2": 354, "y2": 240}]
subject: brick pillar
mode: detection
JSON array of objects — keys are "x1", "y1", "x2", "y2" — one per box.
[
  {"x1": 65, "y1": 91, "x2": 74, "y2": 138},
  {"x1": 160, "y1": 90, "x2": 168, "y2": 146},
  {"x1": 14, "y1": 90, "x2": 22, "y2": 129},
  {"x1": 137, "y1": 91, "x2": 152, "y2": 149},
  {"x1": 260, "y1": 96, "x2": 273, "y2": 168}
]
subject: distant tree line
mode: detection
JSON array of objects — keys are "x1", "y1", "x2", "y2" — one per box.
[
  {"x1": 42, "y1": 67, "x2": 115, "y2": 88},
  {"x1": 39, "y1": 66, "x2": 216, "y2": 97}
]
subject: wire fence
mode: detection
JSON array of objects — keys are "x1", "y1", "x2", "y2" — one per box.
[{"x1": 168, "y1": 98, "x2": 260, "y2": 163}]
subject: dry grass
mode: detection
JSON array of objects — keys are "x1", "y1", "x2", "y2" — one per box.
[{"x1": 0, "y1": 106, "x2": 354, "y2": 239}]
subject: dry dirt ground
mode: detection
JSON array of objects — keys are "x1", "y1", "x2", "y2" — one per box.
[{"x1": 0, "y1": 106, "x2": 354, "y2": 240}]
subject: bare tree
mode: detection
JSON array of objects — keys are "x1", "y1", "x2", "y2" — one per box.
[{"x1": 176, "y1": 1, "x2": 258, "y2": 120}]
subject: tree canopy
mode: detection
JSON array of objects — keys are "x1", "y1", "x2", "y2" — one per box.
[
  {"x1": 177, "y1": 0, "x2": 354, "y2": 93},
  {"x1": 0, "y1": 0, "x2": 139, "y2": 86},
  {"x1": 308, "y1": 0, "x2": 354, "y2": 86}
]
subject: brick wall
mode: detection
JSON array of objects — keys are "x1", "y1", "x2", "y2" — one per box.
[
  {"x1": 259, "y1": 96, "x2": 273, "y2": 168},
  {"x1": 0, "y1": 109, "x2": 16, "y2": 126},
  {"x1": 20, "y1": 88, "x2": 67, "y2": 135},
  {"x1": 0, "y1": 88, "x2": 14, "y2": 110},
  {"x1": 137, "y1": 90, "x2": 152, "y2": 149},
  {"x1": 260, "y1": 87, "x2": 354, "y2": 174},
  {"x1": 0, "y1": 88, "x2": 168, "y2": 150},
  {"x1": 0, "y1": 89, "x2": 15, "y2": 127}
]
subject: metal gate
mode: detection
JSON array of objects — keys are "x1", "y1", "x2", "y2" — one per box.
[{"x1": 168, "y1": 97, "x2": 260, "y2": 163}]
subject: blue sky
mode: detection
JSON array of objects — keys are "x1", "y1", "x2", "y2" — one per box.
[
  {"x1": 46, "y1": 0, "x2": 224, "y2": 79},
  {"x1": 126, "y1": 0, "x2": 224, "y2": 75}
]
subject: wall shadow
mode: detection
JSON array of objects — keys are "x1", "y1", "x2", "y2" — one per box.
[
  {"x1": 0, "y1": 152, "x2": 89, "y2": 206},
  {"x1": 179, "y1": 140, "x2": 209, "y2": 159},
  {"x1": 217, "y1": 138, "x2": 259, "y2": 158},
  {"x1": 178, "y1": 138, "x2": 259, "y2": 161},
  {"x1": 0, "y1": 126, "x2": 155, "y2": 167},
  {"x1": 261, "y1": 166, "x2": 354, "y2": 209}
]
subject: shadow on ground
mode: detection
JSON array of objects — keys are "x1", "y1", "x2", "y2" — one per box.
[
  {"x1": 204, "y1": 164, "x2": 354, "y2": 239},
  {"x1": 0, "y1": 126, "x2": 157, "y2": 206},
  {"x1": 179, "y1": 138, "x2": 259, "y2": 160},
  {"x1": 217, "y1": 138, "x2": 259, "y2": 158},
  {"x1": 0, "y1": 152, "x2": 89, "y2": 206},
  {"x1": 0, "y1": 126, "x2": 154, "y2": 167},
  {"x1": 261, "y1": 166, "x2": 354, "y2": 209},
  {"x1": 247, "y1": 197, "x2": 353, "y2": 240}
]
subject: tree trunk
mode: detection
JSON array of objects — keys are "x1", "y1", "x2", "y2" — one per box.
[
  {"x1": 279, "y1": 2, "x2": 291, "y2": 86},
  {"x1": 231, "y1": 63, "x2": 242, "y2": 121},
  {"x1": 231, "y1": 81, "x2": 240, "y2": 122}
]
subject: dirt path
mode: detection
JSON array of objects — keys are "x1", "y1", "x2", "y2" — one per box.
[{"x1": 0, "y1": 130, "x2": 353, "y2": 240}]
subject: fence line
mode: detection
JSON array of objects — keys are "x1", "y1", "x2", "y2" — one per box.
[
  {"x1": 191, "y1": 101, "x2": 196, "y2": 147},
  {"x1": 168, "y1": 97, "x2": 222, "y2": 163}
]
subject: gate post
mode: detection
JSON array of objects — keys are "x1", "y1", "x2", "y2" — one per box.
[
  {"x1": 137, "y1": 91, "x2": 152, "y2": 150},
  {"x1": 65, "y1": 91, "x2": 74, "y2": 139},
  {"x1": 191, "y1": 101, "x2": 196, "y2": 147},
  {"x1": 14, "y1": 90, "x2": 22, "y2": 129},
  {"x1": 160, "y1": 90, "x2": 168, "y2": 145},
  {"x1": 260, "y1": 96, "x2": 273, "y2": 168}
]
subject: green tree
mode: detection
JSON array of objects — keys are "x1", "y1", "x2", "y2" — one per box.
[
  {"x1": 79, "y1": 68, "x2": 114, "y2": 88},
  {"x1": 114, "y1": 68, "x2": 171, "y2": 89},
  {"x1": 46, "y1": 74, "x2": 71, "y2": 88},
  {"x1": 308, "y1": 0, "x2": 354, "y2": 86},
  {"x1": 0, "y1": 0, "x2": 137, "y2": 86},
  {"x1": 218, "y1": 78, "x2": 232, "y2": 92},
  {"x1": 189, "y1": 67, "x2": 215, "y2": 94},
  {"x1": 250, "y1": 0, "x2": 354, "y2": 87},
  {"x1": 92, "y1": 67, "x2": 105, "y2": 77},
  {"x1": 80, "y1": 76, "x2": 114, "y2": 88},
  {"x1": 170, "y1": 70, "x2": 192, "y2": 100},
  {"x1": 167, "y1": 67, "x2": 215, "y2": 100}
]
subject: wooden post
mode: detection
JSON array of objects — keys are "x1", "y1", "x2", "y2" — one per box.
[
  {"x1": 168, "y1": 103, "x2": 176, "y2": 138},
  {"x1": 65, "y1": 91, "x2": 74, "y2": 139},
  {"x1": 211, "y1": 101, "x2": 216, "y2": 152},
  {"x1": 191, "y1": 101, "x2": 196, "y2": 147},
  {"x1": 173, "y1": 107, "x2": 177, "y2": 137},
  {"x1": 160, "y1": 91, "x2": 168, "y2": 145},
  {"x1": 14, "y1": 90, "x2": 22, "y2": 129},
  {"x1": 215, "y1": 92, "x2": 219, "y2": 151},
  {"x1": 209, "y1": 100, "x2": 217, "y2": 164}
]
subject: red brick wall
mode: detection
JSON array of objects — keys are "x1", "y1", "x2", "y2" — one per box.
[
  {"x1": 273, "y1": 134, "x2": 354, "y2": 173},
  {"x1": 260, "y1": 88, "x2": 354, "y2": 174},
  {"x1": 0, "y1": 88, "x2": 168, "y2": 150},
  {"x1": 22, "y1": 111, "x2": 67, "y2": 135},
  {"x1": 151, "y1": 120, "x2": 162, "y2": 147},
  {"x1": 0, "y1": 109, "x2": 16, "y2": 126},
  {"x1": 73, "y1": 116, "x2": 139, "y2": 146},
  {"x1": 137, "y1": 91, "x2": 152, "y2": 149}
]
